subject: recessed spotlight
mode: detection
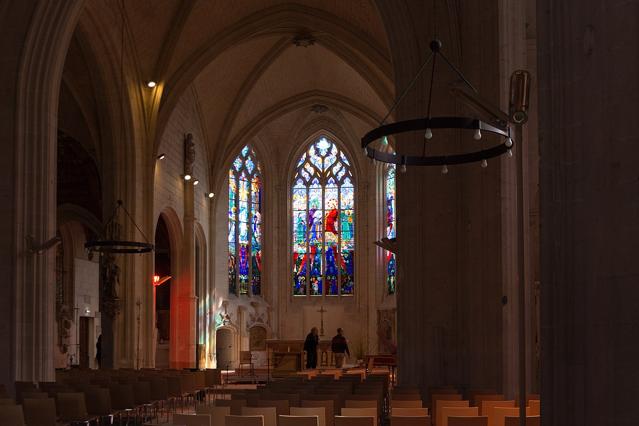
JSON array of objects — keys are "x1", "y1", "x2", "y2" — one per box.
[
  {"x1": 207, "y1": 192, "x2": 215, "y2": 199},
  {"x1": 157, "y1": 153, "x2": 165, "y2": 160},
  {"x1": 147, "y1": 81, "x2": 157, "y2": 88},
  {"x1": 184, "y1": 174, "x2": 192, "y2": 181},
  {"x1": 193, "y1": 179, "x2": 199, "y2": 186}
]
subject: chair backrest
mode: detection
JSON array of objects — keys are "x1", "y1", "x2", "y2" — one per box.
[
  {"x1": 256, "y1": 399, "x2": 290, "y2": 416},
  {"x1": 0, "y1": 398, "x2": 16, "y2": 405},
  {"x1": 217, "y1": 399, "x2": 248, "y2": 415},
  {"x1": 279, "y1": 415, "x2": 319, "y2": 426},
  {"x1": 341, "y1": 407, "x2": 377, "y2": 426},
  {"x1": 225, "y1": 415, "x2": 264, "y2": 426},
  {"x1": 390, "y1": 417, "x2": 430, "y2": 426},
  {"x1": 489, "y1": 408, "x2": 533, "y2": 426},
  {"x1": 23, "y1": 398, "x2": 57, "y2": 426},
  {"x1": 391, "y1": 408, "x2": 428, "y2": 417},
  {"x1": 174, "y1": 413, "x2": 212, "y2": 426},
  {"x1": 345, "y1": 400, "x2": 377, "y2": 409},
  {"x1": 472, "y1": 395, "x2": 504, "y2": 410},
  {"x1": 504, "y1": 416, "x2": 539, "y2": 426},
  {"x1": 148, "y1": 376, "x2": 169, "y2": 401},
  {"x1": 110, "y1": 384, "x2": 135, "y2": 410},
  {"x1": 56, "y1": 392, "x2": 88, "y2": 421},
  {"x1": 392, "y1": 400, "x2": 422, "y2": 408},
  {"x1": 242, "y1": 407, "x2": 277, "y2": 426},
  {"x1": 291, "y1": 406, "x2": 326, "y2": 426},
  {"x1": 173, "y1": 414, "x2": 211, "y2": 426},
  {"x1": 20, "y1": 392, "x2": 48, "y2": 400},
  {"x1": 84, "y1": 387, "x2": 112, "y2": 416},
  {"x1": 440, "y1": 407, "x2": 478, "y2": 426},
  {"x1": 301, "y1": 400, "x2": 335, "y2": 426},
  {"x1": 448, "y1": 416, "x2": 488, "y2": 426},
  {"x1": 133, "y1": 380, "x2": 152, "y2": 405},
  {"x1": 391, "y1": 393, "x2": 422, "y2": 401},
  {"x1": 334, "y1": 416, "x2": 374, "y2": 426},
  {"x1": 434, "y1": 400, "x2": 469, "y2": 426},
  {"x1": 0, "y1": 404, "x2": 25, "y2": 426},
  {"x1": 196, "y1": 405, "x2": 231, "y2": 425},
  {"x1": 482, "y1": 401, "x2": 515, "y2": 426},
  {"x1": 527, "y1": 400, "x2": 540, "y2": 416}
]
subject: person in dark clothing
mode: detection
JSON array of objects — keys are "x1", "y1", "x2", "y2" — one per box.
[
  {"x1": 303, "y1": 327, "x2": 319, "y2": 369},
  {"x1": 331, "y1": 328, "x2": 350, "y2": 368},
  {"x1": 95, "y1": 334, "x2": 102, "y2": 369}
]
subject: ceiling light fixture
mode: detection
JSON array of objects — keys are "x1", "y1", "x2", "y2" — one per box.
[
  {"x1": 362, "y1": 39, "x2": 523, "y2": 168},
  {"x1": 85, "y1": 200, "x2": 154, "y2": 254}
]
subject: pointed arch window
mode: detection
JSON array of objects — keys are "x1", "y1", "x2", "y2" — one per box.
[
  {"x1": 228, "y1": 146, "x2": 262, "y2": 296},
  {"x1": 384, "y1": 164, "x2": 397, "y2": 294},
  {"x1": 292, "y1": 136, "x2": 355, "y2": 296}
]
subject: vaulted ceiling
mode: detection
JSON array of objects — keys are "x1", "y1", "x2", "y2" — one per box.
[{"x1": 61, "y1": 0, "x2": 394, "y2": 181}]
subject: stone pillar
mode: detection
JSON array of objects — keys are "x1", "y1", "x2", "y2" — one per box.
[
  {"x1": 172, "y1": 135, "x2": 196, "y2": 368},
  {"x1": 538, "y1": 0, "x2": 639, "y2": 424},
  {"x1": 0, "y1": 0, "x2": 84, "y2": 390}
]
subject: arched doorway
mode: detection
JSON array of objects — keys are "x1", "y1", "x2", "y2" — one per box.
[{"x1": 154, "y1": 216, "x2": 172, "y2": 368}]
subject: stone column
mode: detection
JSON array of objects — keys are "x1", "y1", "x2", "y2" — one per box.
[
  {"x1": 538, "y1": 0, "x2": 639, "y2": 424},
  {"x1": 0, "y1": 0, "x2": 84, "y2": 390}
]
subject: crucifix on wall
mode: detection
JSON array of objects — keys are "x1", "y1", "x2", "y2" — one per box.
[{"x1": 317, "y1": 305, "x2": 327, "y2": 336}]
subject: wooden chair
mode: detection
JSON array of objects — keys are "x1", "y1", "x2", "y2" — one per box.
[
  {"x1": 239, "y1": 351, "x2": 255, "y2": 377},
  {"x1": 527, "y1": 400, "x2": 540, "y2": 416},
  {"x1": 196, "y1": 405, "x2": 231, "y2": 426},
  {"x1": 341, "y1": 407, "x2": 377, "y2": 426},
  {"x1": 291, "y1": 406, "x2": 326, "y2": 426},
  {"x1": 225, "y1": 415, "x2": 264, "y2": 426},
  {"x1": 490, "y1": 408, "x2": 533, "y2": 426},
  {"x1": 472, "y1": 395, "x2": 504, "y2": 410},
  {"x1": 256, "y1": 399, "x2": 290, "y2": 416},
  {"x1": 242, "y1": 407, "x2": 277, "y2": 426},
  {"x1": 434, "y1": 400, "x2": 469, "y2": 426},
  {"x1": 448, "y1": 416, "x2": 488, "y2": 426},
  {"x1": 391, "y1": 408, "x2": 428, "y2": 417},
  {"x1": 392, "y1": 400, "x2": 422, "y2": 408},
  {"x1": 390, "y1": 417, "x2": 430, "y2": 426},
  {"x1": 504, "y1": 416, "x2": 539, "y2": 426},
  {"x1": 0, "y1": 404, "x2": 25, "y2": 426},
  {"x1": 482, "y1": 401, "x2": 515, "y2": 426},
  {"x1": 217, "y1": 399, "x2": 248, "y2": 415},
  {"x1": 173, "y1": 413, "x2": 212, "y2": 426},
  {"x1": 23, "y1": 398, "x2": 57, "y2": 426},
  {"x1": 334, "y1": 416, "x2": 374, "y2": 426},
  {"x1": 84, "y1": 386, "x2": 115, "y2": 424},
  {"x1": 279, "y1": 415, "x2": 319, "y2": 426},
  {"x1": 440, "y1": 407, "x2": 478, "y2": 426},
  {"x1": 301, "y1": 400, "x2": 334, "y2": 426},
  {"x1": 56, "y1": 392, "x2": 97, "y2": 424},
  {"x1": 431, "y1": 394, "x2": 462, "y2": 419}
]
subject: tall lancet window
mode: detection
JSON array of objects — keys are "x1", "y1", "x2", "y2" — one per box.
[
  {"x1": 385, "y1": 164, "x2": 397, "y2": 294},
  {"x1": 228, "y1": 146, "x2": 262, "y2": 296},
  {"x1": 292, "y1": 136, "x2": 355, "y2": 296}
]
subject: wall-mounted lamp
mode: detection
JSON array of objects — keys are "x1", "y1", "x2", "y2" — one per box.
[
  {"x1": 193, "y1": 179, "x2": 199, "y2": 186},
  {"x1": 207, "y1": 192, "x2": 215, "y2": 199},
  {"x1": 157, "y1": 153, "x2": 166, "y2": 160},
  {"x1": 183, "y1": 174, "x2": 192, "y2": 181},
  {"x1": 146, "y1": 80, "x2": 157, "y2": 88}
]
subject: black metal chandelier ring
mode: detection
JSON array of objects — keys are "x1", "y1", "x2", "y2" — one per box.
[
  {"x1": 362, "y1": 116, "x2": 512, "y2": 166},
  {"x1": 85, "y1": 240, "x2": 154, "y2": 254}
]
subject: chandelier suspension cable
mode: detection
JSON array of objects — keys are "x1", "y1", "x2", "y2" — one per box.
[{"x1": 118, "y1": 201, "x2": 151, "y2": 244}]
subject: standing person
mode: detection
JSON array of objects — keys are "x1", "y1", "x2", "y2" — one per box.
[
  {"x1": 304, "y1": 327, "x2": 319, "y2": 369},
  {"x1": 95, "y1": 334, "x2": 102, "y2": 369},
  {"x1": 331, "y1": 328, "x2": 350, "y2": 368}
]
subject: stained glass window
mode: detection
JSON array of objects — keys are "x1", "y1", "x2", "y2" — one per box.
[
  {"x1": 229, "y1": 146, "x2": 262, "y2": 296},
  {"x1": 292, "y1": 137, "x2": 354, "y2": 296},
  {"x1": 385, "y1": 164, "x2": 397, "y2": 294}
]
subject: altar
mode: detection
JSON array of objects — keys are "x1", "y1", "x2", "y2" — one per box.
[{"x1": 266, "y1": 339, "x2": 337, "y2": 375}]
